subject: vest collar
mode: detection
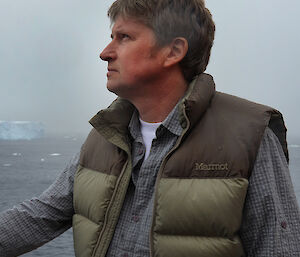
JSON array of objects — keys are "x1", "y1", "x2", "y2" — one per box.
[
  {"x1": 89, "y1": 73, "x2": 215, "y2": 140},
  {"x1": 89, "y1": 98, "x2": 135, "y2": 153},
  {"x1": 179, "y1": 73, "x2": 216, "y2": 129}
]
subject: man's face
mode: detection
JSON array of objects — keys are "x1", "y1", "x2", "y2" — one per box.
[{"x1": 100, "y1": 16, "x2": 167, "y2": 98}]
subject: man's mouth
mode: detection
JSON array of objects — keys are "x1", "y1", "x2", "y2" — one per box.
[
  {"x1": 107, "y1": 68, "x2": 118, "y2": 77},
  {"x1": 108, "y1": 67, "x2": 118, "y2": 72}
]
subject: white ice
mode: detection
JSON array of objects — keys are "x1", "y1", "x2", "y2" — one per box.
[{"x1": 0, "y1": 121, "x2": 44, "y2": 140}]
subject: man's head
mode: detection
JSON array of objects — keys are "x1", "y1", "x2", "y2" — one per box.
[
  {"x1": 100, "y1": 16, "x2": 175, "y2": 99},
  {"x1": 107, "y1": 0, "x2": 215, "y2": 82}
]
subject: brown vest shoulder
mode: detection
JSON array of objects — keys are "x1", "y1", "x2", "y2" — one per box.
[
  {"x1": 79, "y1": 128, "x2": 127, "y2": 176},
  {"x1": 163, "y1": 92, "x2": 288, "y2": 179},
  {"x1": 213, "y1": 92, "x2": 288, "y2": 161}
]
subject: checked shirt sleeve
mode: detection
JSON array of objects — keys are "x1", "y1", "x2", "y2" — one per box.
[
  {"x1": 0, "y1": 152, "x2": 80, "y2": 257},
  {"x1": 240, "y1": 127, "x2": 300, "y2": 257}
]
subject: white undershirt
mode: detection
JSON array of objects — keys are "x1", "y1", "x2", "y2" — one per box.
[{"x1": 139, "y1": 118, "x2": 162, "y2": 160}]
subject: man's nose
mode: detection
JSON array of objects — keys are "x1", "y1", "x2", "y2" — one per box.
[{"x1": 100, "y1": 43, "x2": 116, "y2": 61}]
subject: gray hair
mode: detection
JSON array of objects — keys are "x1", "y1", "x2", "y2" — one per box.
[{"x1": 108, "y1": 0, "x2": 215, "y2": 82}]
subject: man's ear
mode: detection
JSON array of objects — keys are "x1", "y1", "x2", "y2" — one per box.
[{"x1": 163, "y1": 37, "x2": 188, "y2": 67}]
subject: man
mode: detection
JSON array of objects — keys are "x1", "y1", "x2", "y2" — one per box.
[{"x1": 1, "y1": 0, "x2": 300, "y2": 256}]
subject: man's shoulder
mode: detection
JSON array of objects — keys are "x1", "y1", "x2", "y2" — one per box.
[
  {"x1": 214, "y1": 91, "x2": 279, "y2": 115},
  {"x1": 211, "y1": 91, "x2": 288, "y2": 162}
]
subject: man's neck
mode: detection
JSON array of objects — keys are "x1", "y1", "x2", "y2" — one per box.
[{"x1": 130, "y1": 72, "x2": 188, "y2": 123}]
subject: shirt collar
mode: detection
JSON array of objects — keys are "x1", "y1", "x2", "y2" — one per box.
[
  {"x1": 128, "y1": 110, "x2": 142, "y2": 141},
  {"x1": 128, "y1": 101, "x2": 183, "y2": 141},
  {"x1": 160, "y1": 102, "x2": 183, "y2": 137}
]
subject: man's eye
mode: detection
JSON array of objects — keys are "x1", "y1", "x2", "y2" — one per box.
[{"x1": 120, "y1": 34, "x2": 129, "y2": 40}]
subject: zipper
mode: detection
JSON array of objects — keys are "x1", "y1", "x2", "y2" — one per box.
[
  {"x1": 149, "y1": 103, "x2": 190, "y2": 257},
  {"x1": 92, "y1": 153, "x2": 131, "y2": 257}
]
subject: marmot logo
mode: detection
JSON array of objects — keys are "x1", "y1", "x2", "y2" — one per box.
[{"x1": 195, "y1": 162, "x2": 229, "y2": 171}]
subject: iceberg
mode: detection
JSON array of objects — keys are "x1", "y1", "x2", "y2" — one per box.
[{"x1": 0, "y1": 121, "x2": 45, "y2": 140}]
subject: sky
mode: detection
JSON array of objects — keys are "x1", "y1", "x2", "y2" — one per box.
[{"x1": 0, "y1": 0, "x2": 299, "y2": 140}]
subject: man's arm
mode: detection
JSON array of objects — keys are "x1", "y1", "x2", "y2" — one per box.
[
  {"x1": 0, "y1": 152, "x2": 79, "y2": 257},
  {"x1": 240, "y1": 127, "x2": 300, "y2": 256}
]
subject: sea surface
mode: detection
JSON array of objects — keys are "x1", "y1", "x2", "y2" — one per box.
[{"x1": 0, "y1": 136, "x2": 300, "y2": 257}]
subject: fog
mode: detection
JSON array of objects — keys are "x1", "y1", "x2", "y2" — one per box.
[{"x1": 0, "y1": 0, "x2": 299, "y2": 140}]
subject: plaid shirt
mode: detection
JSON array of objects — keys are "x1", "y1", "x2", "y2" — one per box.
[{"x1": 0, "y1": 105, "x2": 300, "y2": 257}]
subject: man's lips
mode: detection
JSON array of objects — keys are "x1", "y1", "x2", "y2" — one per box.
[
  {"x1": 108, "y1": 68, "x2": 118, "y2": 72},
  {"x1": 107, "y1": 68, "x2": 118, "y2": 77}
]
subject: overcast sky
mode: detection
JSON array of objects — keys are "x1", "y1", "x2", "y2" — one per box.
[{"x1": 0, "y1": 0, "x2": 299, "y2": 139}]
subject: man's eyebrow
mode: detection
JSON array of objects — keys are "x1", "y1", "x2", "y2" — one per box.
[{"x1": 110, "y1": 30, "x2": 130, "y2": 39}]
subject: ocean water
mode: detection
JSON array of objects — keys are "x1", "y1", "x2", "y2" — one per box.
[
  {"x1": 0, "y1": 136, "x2": 84, "y2": 257},
  {"x1": 0, "y1": 137, "x2": 300, "y2": 257}
]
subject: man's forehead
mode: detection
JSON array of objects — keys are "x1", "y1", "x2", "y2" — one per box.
[{"x1": 111, "y1": 16, "x2": 147, "y2": 33}]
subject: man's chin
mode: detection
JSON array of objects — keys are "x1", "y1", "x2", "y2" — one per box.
[
  {"x1": 106, "y1": 82, "x2": 125, "y2": 97},
  {"x1": 106, "y1": 83, "x2": 134, "y2": 100},
  {"x1": 107, "y1": 83, "x2": 119, "y2": 95}
]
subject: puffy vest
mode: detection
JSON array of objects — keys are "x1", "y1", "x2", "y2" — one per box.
[{"x1": 72, "y1": 73, "x2": 288, "y2": 257}]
